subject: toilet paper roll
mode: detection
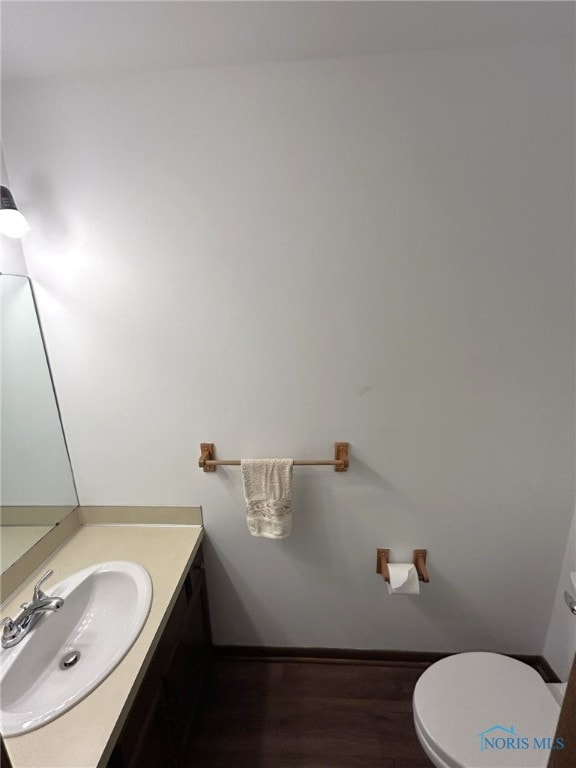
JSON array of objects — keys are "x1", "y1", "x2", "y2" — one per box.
[{"x1": 387, "y1": 563, "x2": 420, "y2": 595}]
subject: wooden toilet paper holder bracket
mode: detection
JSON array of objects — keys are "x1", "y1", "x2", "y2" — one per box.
[
  {"x1": 376, "y1": 548, "x2": 429, "y2": 583},
  {"x1": 413, "y1": 549, "x2": 429, "y2": 583},
  {"x1": 376, "y1": 549, "x2": 391, "y2": 582}
]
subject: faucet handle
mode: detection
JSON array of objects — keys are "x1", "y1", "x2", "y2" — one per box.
[
  {"x1": 33, "y1": 569, "x2": 54, "y2": 601},
  {"x1": 0, "y1": 616, "x2": 15, "y2": 636}
]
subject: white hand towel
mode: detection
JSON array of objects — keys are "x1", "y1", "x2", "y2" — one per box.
[{"x1": 241, "y1": 458, "x2": 294, "y2": 539}]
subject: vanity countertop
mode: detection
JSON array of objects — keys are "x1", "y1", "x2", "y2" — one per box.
[{"x1": 2, "y1": 520, "x2": 204, "y2": 768}]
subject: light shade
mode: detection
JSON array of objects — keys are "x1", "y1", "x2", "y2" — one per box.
[{"x1": 0, "y1": 186, "x2": 30, "y2": 238}]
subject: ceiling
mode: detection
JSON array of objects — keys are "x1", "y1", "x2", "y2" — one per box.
[{"x1": 1, "y1": 1, "x2": 574, "y2": 82}]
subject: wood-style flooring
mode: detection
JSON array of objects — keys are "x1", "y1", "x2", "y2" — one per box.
[{"x1": 186, "y1": 658, "x2": 434, "y2": 768}]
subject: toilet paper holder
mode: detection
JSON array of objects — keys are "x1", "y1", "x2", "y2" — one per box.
[{"x1": 376, "y1": 548, "x2": 430, "y2": 583}]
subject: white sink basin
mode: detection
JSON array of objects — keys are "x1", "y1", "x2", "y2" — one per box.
[{"x1": 0, "y1": 561, "x2": 152, "y2": 736}]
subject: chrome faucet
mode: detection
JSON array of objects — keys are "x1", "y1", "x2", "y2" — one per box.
[{"x1": 0, "y1": 569, "x2": 64, "y2": 649}]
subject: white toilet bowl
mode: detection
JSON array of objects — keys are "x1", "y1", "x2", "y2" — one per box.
[{"x1": 413, "y1": 652, "x2": 561, "y2": 768}]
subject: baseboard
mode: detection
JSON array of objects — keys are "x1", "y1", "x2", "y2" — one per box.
[
  {"x1": 514, "y1": 654, "x2": 560, "y2": 683},
  {"x1": 213, "y1": 645, "x2": 560, "y2": 682}
]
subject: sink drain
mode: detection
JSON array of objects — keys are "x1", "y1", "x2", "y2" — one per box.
[{"x1": 60, "y1": 650, "x2": 81, "y2": 670}]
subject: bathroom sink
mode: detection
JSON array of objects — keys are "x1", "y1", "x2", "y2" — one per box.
[{"x1": 0, "y1": 561, "x2": 152, "y2": 736}]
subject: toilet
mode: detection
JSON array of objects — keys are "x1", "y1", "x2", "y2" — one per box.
[{"x1": 413, "y1": 652, "x2": 563, "y2": 767}]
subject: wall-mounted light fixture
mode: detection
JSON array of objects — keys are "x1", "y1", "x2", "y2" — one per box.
[{"x1": 0, "y1": 186, "x2": 30, "y2": 238}]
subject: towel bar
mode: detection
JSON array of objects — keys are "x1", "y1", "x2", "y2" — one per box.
[{"x1": 198, "y1": 442, "x2": 349, "y2": 472}]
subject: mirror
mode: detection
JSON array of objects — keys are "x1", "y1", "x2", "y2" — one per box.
[{"x1": 1, "y1": 274, "x2": 78, "y2": 572}]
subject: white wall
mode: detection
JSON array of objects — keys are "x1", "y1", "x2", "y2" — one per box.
[
  {"x1": 3, "y1": 41, "x2": 574, "y2": 655},
  {"x1": 544, "y1": 507, "x2": 576, "y2": 680}
]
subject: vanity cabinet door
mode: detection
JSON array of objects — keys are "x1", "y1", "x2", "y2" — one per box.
[
  {"x1": 107, "y1": 671, "x2": 177, "y2": 768},
  {"x1": 107, "y1": 544, "x2": 211, "y2": 768},
  {"x1": 108, "y1": 594, "x2": 184, "y2": 768},
  {"x1": 163, "y1": 564, "x2": 211, "y2": 752}
]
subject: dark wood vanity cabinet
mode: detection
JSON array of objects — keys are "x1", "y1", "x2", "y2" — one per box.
[{"x1": 107, "y1": 544, "x2": 212, "y2": 768}]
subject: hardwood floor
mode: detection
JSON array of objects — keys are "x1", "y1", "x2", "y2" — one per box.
[{"x1": 185, "y1": 658, "x2": 434, "y2": 768}]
